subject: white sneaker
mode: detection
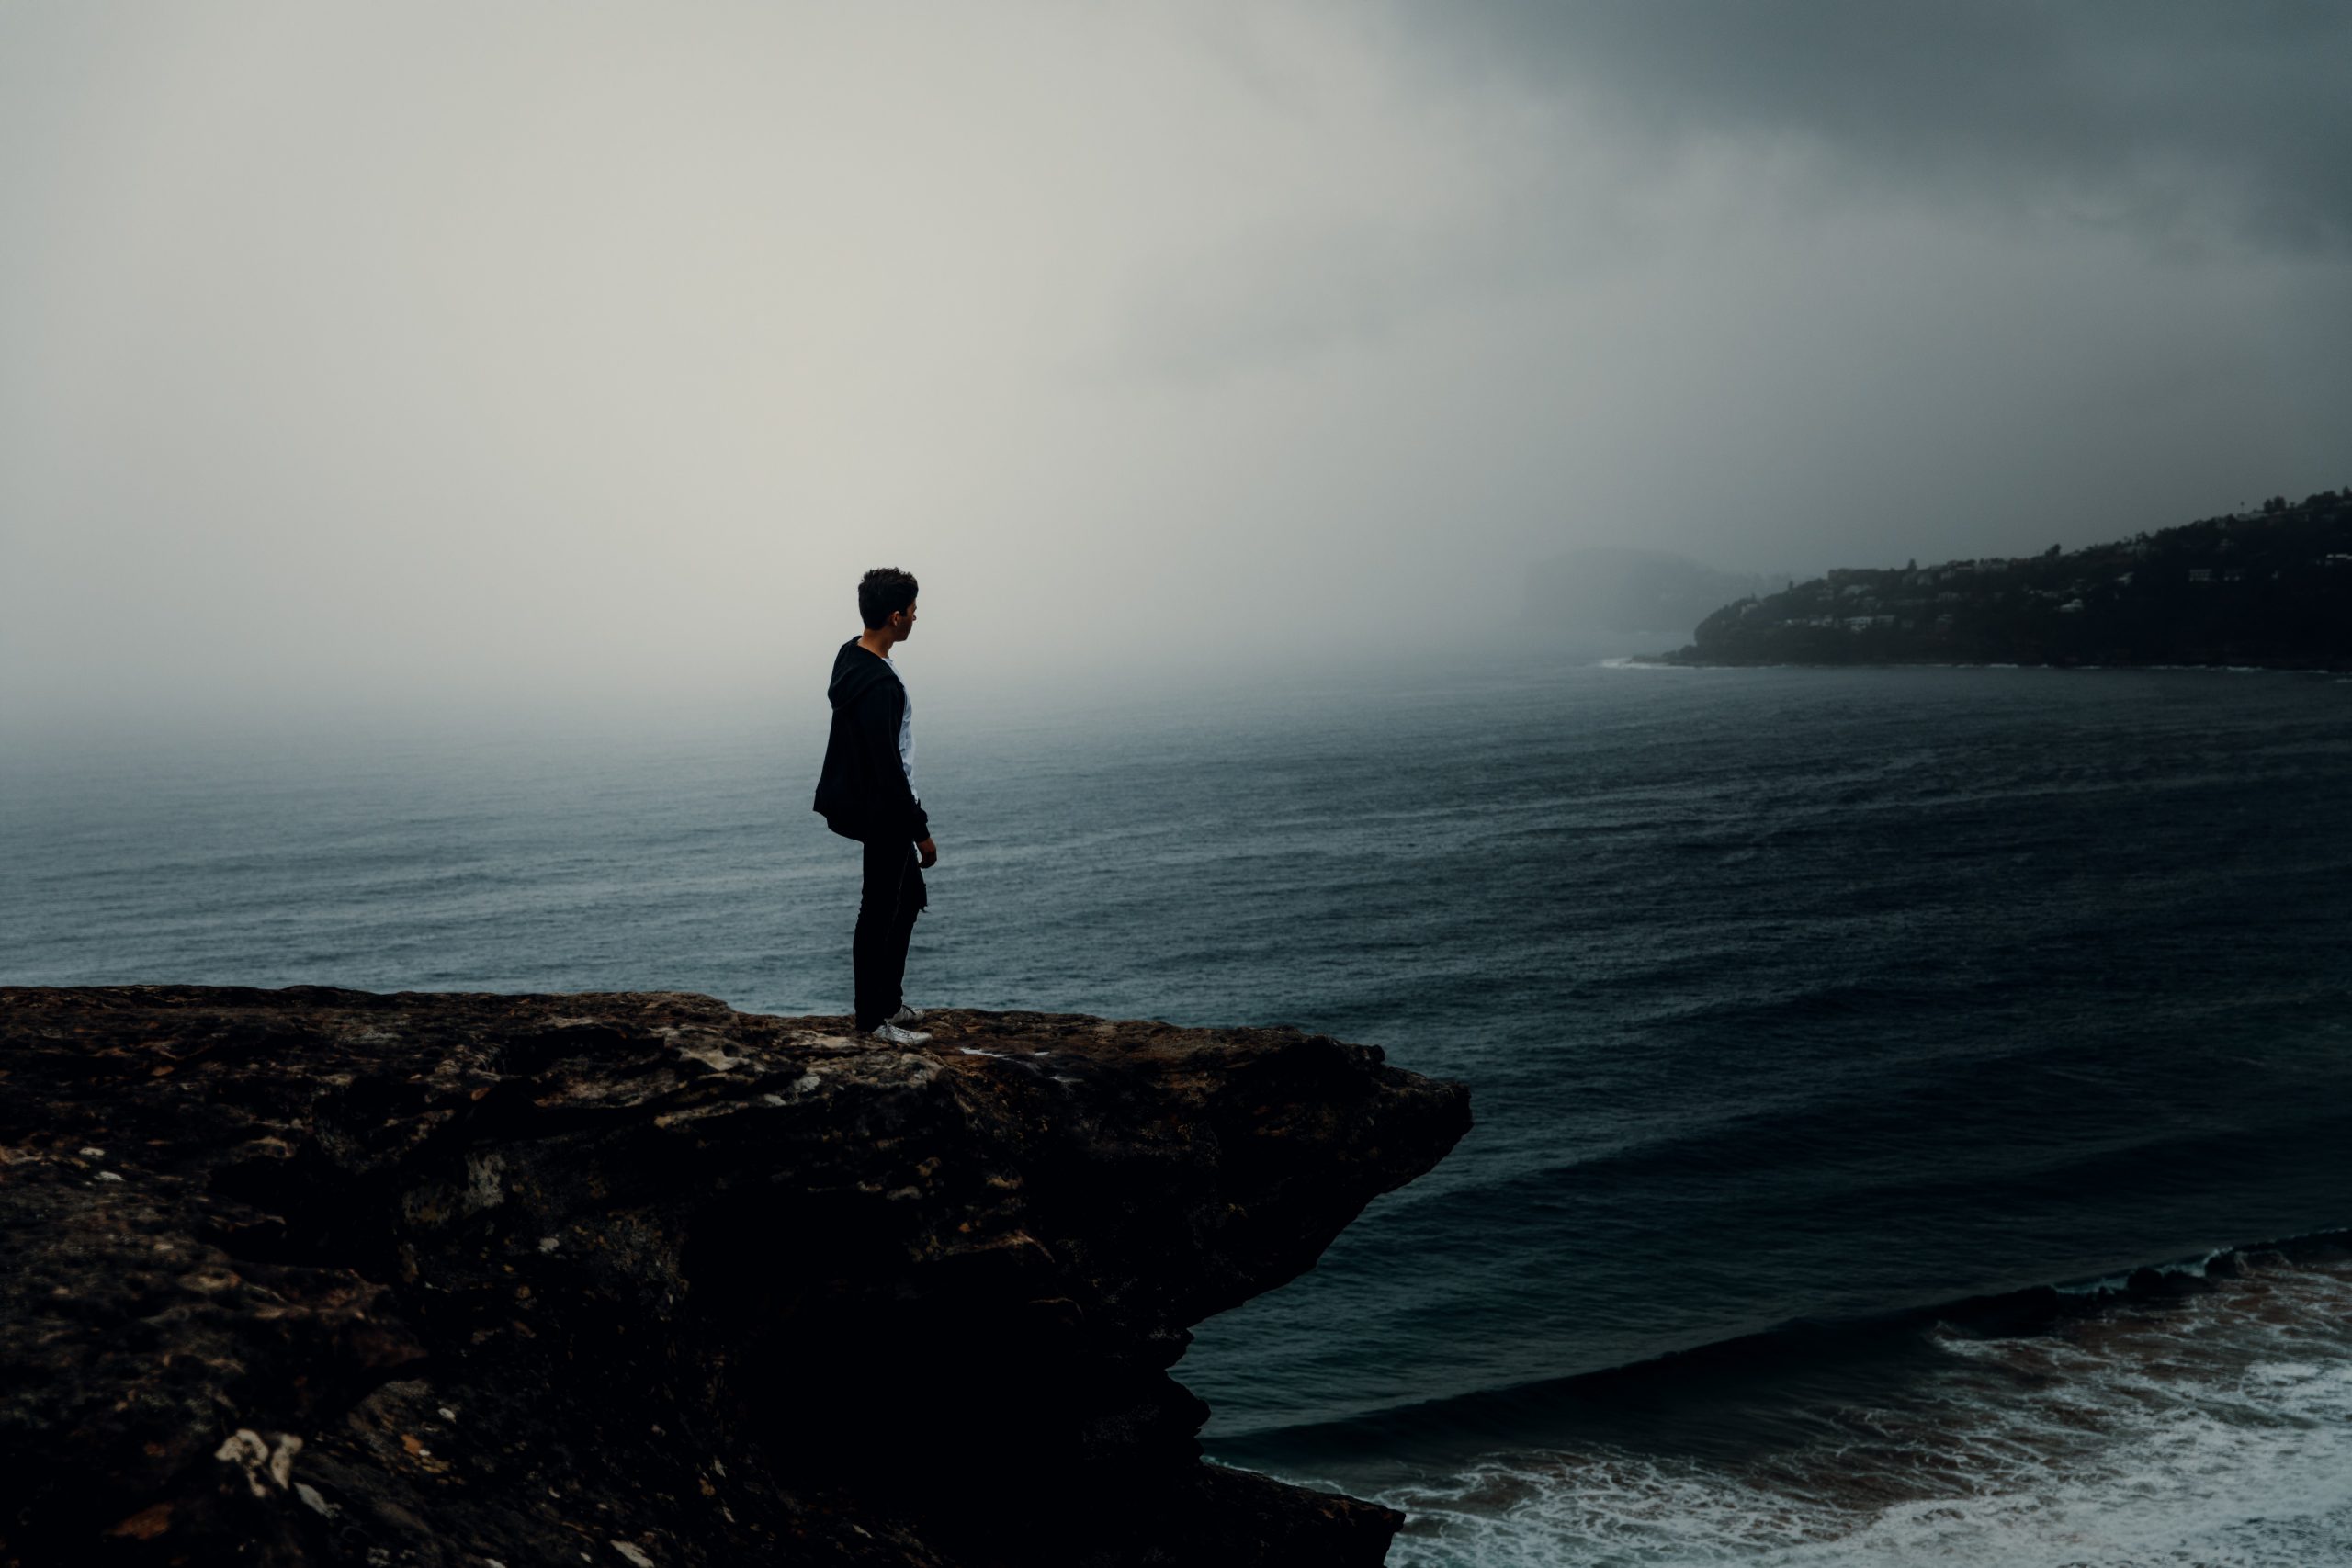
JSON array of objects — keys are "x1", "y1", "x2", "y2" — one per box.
[
  {"x1": 869, "y1": 1021, "x2": 933, "y2": 1046},
  {"x1": 887, "y1": 1004, "x2": 926, "y2": 1025}
]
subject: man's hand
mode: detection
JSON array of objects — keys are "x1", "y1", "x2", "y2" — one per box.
[{"x1": 916, "y1": 838, "x2": 938, "y2": 869}]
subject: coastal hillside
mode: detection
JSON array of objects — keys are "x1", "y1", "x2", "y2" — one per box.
[
  {"x1": 1665, "y1": 489, "x2": 2352, "y2": 669},
  {"x1": 0, "y1": 987, "x2": 1469, "y2": 1568}
]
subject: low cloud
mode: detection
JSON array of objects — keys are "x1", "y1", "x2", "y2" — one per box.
[
  {"x1": 1412, "y1": 1, "x2": 2352, "y2": 253},
  {"x1": 2, "y1": 3, "x2": 2346, "y2": 732}
]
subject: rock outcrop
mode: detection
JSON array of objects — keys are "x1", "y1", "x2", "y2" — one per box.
[{"x1": 0, "y1": 987, "x2": 1469, "y2": 1568}]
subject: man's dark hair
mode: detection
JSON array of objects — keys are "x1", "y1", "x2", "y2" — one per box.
[{"x1": 858, "y1": 567, "x2": 919, "y2": 628}]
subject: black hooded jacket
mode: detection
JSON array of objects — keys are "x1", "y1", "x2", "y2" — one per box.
[{"x1": 813, "y1": 639, "x2": 931, "y2": 845}]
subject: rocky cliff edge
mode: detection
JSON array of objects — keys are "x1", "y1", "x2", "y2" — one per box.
[{"x1": 0, "y1": 987, "x2": 1470, "y2": 1568}]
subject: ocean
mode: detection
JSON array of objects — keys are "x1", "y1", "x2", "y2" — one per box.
[{"x1": 7, "y1": 659, "x2": 2351, "y2": 1565}]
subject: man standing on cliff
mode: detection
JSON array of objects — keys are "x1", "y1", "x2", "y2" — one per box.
[{"x1": 814, "y1": 567, "x2": 939, "y2": 1045}]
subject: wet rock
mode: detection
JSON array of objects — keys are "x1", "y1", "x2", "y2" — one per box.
[{"x1": 0, "y1": 986, "x2": 1469, "y2": 1566}]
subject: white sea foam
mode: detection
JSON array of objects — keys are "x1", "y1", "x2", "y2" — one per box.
[{"x1": 1371, "y1": 1252, "x2": 2352, "y2": 1566}]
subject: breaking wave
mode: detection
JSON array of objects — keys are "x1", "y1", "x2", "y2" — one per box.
[{"x1": 1261, "y1": 1236, "x2": 2352, "y2": 1566}]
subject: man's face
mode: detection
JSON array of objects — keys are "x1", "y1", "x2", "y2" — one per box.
[{"x1": 895, "y1": 601, "x2": 918, "y2": 639}]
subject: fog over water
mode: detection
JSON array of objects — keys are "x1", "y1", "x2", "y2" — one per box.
[{"x1": 5, "y1": 3, "x2": 2350, "y2": 730}]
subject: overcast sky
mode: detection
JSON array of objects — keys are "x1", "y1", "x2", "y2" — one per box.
[{"x1": 4, "y1": 1, "x2": 2347, "y2": 726}]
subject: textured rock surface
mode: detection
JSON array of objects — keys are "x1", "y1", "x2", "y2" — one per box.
[{"x1": 0, "y1": 987, "x2": 1469, "y2": 1567}]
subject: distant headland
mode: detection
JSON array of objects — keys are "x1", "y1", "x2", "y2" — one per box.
[{"x1": 1657, "y1": 489, "x2": 2352, "y2": 670}]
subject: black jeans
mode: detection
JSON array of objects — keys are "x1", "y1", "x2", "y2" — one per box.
[{"x1": 853, "y1": 838, "x2": 926, "y2": 1031}]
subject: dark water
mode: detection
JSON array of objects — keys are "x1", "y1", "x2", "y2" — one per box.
[{"x1": 8, "y1": 661, "x2": 2352, "y2": 1564}]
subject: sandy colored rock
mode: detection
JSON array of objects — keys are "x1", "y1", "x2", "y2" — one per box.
[{"x1": 0, "y1": 986, "x2": 1468, "y2": 1566}]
